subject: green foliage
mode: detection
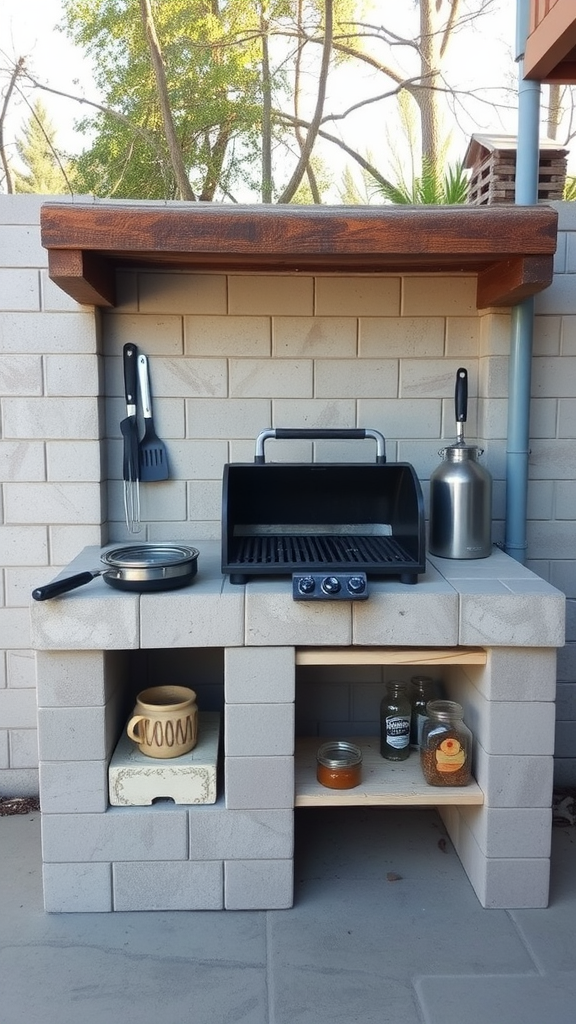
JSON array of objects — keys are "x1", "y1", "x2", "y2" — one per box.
[
  {"x1": 564, "y1": 176, "x2": 576, "y2": 201},
  {"x1": 372, "y1": 158, "x2": 469, "y2": 205},
  {"x1": 12, "y1": 100, "x2": 74, "y2": 194},
  {"x1": 62, "y1": 0, "x2": 267, "y2": 199}
]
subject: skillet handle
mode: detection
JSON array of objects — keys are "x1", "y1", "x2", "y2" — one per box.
[
  {"x1": 255, "y1": 428, "x2": 386, "y2": 464},
  {"x1": 31, "y1": 570, "x2": 101, "y2": 601}
]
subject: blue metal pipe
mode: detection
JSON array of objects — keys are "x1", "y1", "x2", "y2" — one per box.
[{"x1": 505, "y1": 0, "x2": 541, "y2": 562}]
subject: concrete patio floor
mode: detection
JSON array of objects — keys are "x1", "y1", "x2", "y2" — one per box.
[{"x1": 1, "y1": 805, "x2": 575, "y2": 1024}]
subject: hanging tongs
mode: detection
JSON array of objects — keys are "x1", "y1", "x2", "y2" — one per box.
[{"x1": 119, "y1": 343, "x2": 141, "y2": 533}]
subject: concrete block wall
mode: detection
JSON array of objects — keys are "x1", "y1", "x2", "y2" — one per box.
[
  {"x1": 1, "y1": 195, "x2": 576, "y2": 794},
  {"x1": 0, "y1": 195, "x2": 104, "y2": 796}
]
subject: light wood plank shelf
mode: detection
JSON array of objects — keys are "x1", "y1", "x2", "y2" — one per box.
[
  {"x1": 294, "y1": 736, "x2": 484, "y2": 807},
  {"x1": 295, "y1": 646, "x2": 488, "y2": 667}
]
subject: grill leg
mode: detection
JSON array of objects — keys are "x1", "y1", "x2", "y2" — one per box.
[
  {"x1": 230, "y1": 573, "x2": 248, "y2": 585},
  {"x1": 400, "y1": 572, "x2": 418, "y2": 585}
]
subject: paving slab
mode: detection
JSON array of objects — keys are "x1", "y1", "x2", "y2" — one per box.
[{"x1": 1, "y1": 808, "x2": 575, "y2": 1024}]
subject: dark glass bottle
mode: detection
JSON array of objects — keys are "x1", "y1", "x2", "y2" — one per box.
[
  {"x1": 410, "y1": 675, "x2": 434, "y2": 747},
  {"x1": 380, "y1": 680, "x2": 411, "y2": 761}
]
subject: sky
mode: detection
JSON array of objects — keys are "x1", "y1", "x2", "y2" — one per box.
[{"x1": 0, "y1": 0, "x2": 567, "y2": 189}]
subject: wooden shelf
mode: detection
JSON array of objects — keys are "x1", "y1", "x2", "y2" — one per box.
[
  {"x1": 294, "y1": 736, "x2": 484, "y2": 807},
  {"x1": 295, "y1": 646, "x2": 487, "y2": 667},
  {"x1": 40, "y1": 201, "x2": 558, "y2": 310}
]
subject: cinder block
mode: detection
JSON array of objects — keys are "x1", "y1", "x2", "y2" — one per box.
[
  {"x1": 1, "y1": 525, "x2": 48, "y2": 565},
  {"x1": 5, "y1": 482, "x2": 102, "y2": 524},
  {"x1": 0, "y1": 608, "x2": 31, "y2": 650},
  {"x1": 35, "y1": 650, "x2": 107, "y2": 708},
  {"x1": 0, "y1": 686, "x2": 37, "y2": 728},
  {"x1": 225, "y1": 647, "x2": 295, "y2": 703},
  {"x1": 315, "y1": 277, "x2": 400, "y2": 316},
  {"x1": 38, "y1": 705, "x2": 107, "y2": 762},
  {"x1": 9, "y1": 728, "x2": 38, "y2": 768},
  {"x1": 459, "y1": 589, "x2": 565, "y2": 648},
  {"x1": 360, "y1": 316, "x2": 443, "y2": 358},
  {"x1": 459, "y1": 805, "x2": 552, "y2": 858},
  {"x1": 189, "y1": 804, "x2": 293, "y2": 860},
  {"x1": 31, "y1": 581, "x2": 140, "y2": 652},
  {"x1": 462, "y1": 684, "x2": 556, "y2": 756},
  {"x1": 46, "y1": 441, "x2": 102, "y2": 483},
  {"x1": 474, "y1": 746, "x2": 554, "y2": 808},
  {"x1": 0, "y1": 353, "x2": 42, "y2": 394},
  {"x1": 224, "y1": 704, "x2": 294, "y2": 756},
  {"x1": 45, "y1": 354, "x2": 100, "y2": 396},
  {"x1": 315, "y1": 359, "x2": 398, "y2": 399},
  {"x1": 228, "y1": 275, "x2": 313, "y2": 315},
  {"x1": 471, "y1": 647, "x2": 558, "y2": 702},
  {"x1": 3, "y1": 397, "x2": 100, "y2": 439},
  {"x1": 274, "y1": 316, "x2": 356, "y2": 357},
  {"x1": 41, "y1": 806, "x2": 188, "y2": 862},
  {"x1": 0, "y1": 311, "x2": 97, "y2": 354},
  {"x1": 0, "y1": 440, "x2": 45, "y2": 481},
  {"x1": 186, "y1": 314, "x2": 271, "y2": 357},
  {"x1": 113, "y1": 859, "x2": 223, "y2": 910},
  {"x1": 230, "y1": 357, "x2": 312, "y2": 398},
  {"x1": 140, "y1": 576, "x2": 244, "y2": 649},
  {"x1": 403, "y1": 276, "x2": 477, "y2": 316},
  {"x1": 40, "y1": 760, "x2": 108, "y2": 813},
  {"x1": 103, "y1": 313, "x2": 181, "y2": 352},
  {"x1": 0, "y1": 224, "x2": 44, "y2": 266},
  {"x1": 139, "y1": 272, "x2": 227, "y2": 314},
  {"x1": 439, "y1": 805, "x2": 550, "y2": 908},
  {"x1": 43, "y1": 862, "x2": 112, "y2": 913},
  {"x1": 225, "y1": 858, "x2": 293, "y2": 909},
  {"x1": 225, "y1": 756, "x2": 294, "y2": 809},
  {"x1": 245, "y1": 580, "x2": 351, "y2": 647},
  {"x1": 186, "y1": 396, "x2": 271, "y2": 440},
  {"x1": 353, "y1": 574, "x2": 458, "y2": 646}
]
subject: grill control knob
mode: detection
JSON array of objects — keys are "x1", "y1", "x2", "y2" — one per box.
[
  {"x1": 347, "y1": 576, "x2": 366, "y2": 594},
  {"x1": 298, "y1": 576, "x2": 316, "y2": 595},
  {"x1": 321, "y1": 576, "x2": 341, "y2": 595}
]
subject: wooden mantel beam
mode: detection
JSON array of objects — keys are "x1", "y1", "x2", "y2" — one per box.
[{"x1": 40, "y1": 202, "x2": 558, "y2": 309}]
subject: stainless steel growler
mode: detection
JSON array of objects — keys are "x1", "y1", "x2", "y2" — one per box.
[{"x1": 429, "y1": 368, "x2": 492, "y2": 559}]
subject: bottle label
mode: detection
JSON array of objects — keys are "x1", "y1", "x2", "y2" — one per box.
[{"x1": 386, "y1": 715, "x2": 410, "y2": 749}]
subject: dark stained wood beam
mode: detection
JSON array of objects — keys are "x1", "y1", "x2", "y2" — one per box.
[
  {"x1": 40, "y1": 202, "x2": 558, "y2": 309},
  {"x1": 47, "y1": 249, "x2": 116, "y2": 307}
]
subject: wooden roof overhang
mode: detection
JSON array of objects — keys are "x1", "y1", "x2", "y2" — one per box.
[{"x1": 40, "y1": 202, "x2": 558, "y2": 310}]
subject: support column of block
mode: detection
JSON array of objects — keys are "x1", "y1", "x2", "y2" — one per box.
[
  {"x1": 36, "y1": 649, "x2": 128, "y2": 911},
  {"x1": 439, "y1": 647, "x2": 557, "y2": 909},
  {"x1": 223, "y1": 646, "x2": 295, "y2": 909}
]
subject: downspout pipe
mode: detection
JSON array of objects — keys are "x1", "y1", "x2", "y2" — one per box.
[{"x1": 505, "y1": 0, "x2": 541, "y2": 562}]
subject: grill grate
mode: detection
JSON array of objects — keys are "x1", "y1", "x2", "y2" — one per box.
[{"x1": 230, "y1": 534, "x2": 417, "y2": 568}]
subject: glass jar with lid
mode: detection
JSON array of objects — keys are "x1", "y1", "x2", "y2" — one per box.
[
  {"x1": 380, "y1": 680, "x2": 411, "y2": 761},
  {"x1": 409, "y1": 674, "x2": 434, "y2": 747},
  {"x1": 420, "y1": 700, "x2": 472, "y2": 786}
]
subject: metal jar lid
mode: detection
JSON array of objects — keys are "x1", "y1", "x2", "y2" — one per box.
[{"x1": 316, "y1": 740, "x2": 363, "y2": 769}]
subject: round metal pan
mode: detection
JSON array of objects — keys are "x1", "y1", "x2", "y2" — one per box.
[{"x1": 31, "y1": 544, "x2": 200, "y2": 601}]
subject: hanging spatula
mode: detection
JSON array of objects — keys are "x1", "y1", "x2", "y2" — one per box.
[{"x1": 137, "y1": 353, "x2": 169, "y2": 481}]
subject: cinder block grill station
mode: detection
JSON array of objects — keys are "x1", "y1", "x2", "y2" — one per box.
[
  {"x1": 32, "y1": 543, "x2": 564, "y2": 912},
  {"x1": 29, "y1": 200, "x2": 565, "y2": 913}
]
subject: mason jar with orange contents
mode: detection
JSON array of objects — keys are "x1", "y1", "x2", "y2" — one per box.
[
  {"x1": 420, "y1": 700, "x2": 472, "y2": 786},
  {"x1": 316, "y1": 741, "x2": 363, "y2": 789}
]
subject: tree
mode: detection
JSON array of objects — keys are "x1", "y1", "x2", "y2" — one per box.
[
  {"x1": 1, "y1": 0, "x2": 522, "y2": 202},
  {"x1": 11, "y1": 99, "x2": 73, "y2": 194}
]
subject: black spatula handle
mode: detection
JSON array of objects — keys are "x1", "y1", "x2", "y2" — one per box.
[{"x1": 455, "y1": 368, "x2": 468, "y2": 424}]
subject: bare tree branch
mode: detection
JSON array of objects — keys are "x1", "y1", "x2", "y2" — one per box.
[
  {"x1": 0, "y1": 56, "x2": 25, "y2": 193},
  {"x1": 138, "y1": 0, "x2": 195, "y2": 200},
  {"x1": 278, "y1": 0, "x2": 333, "y2": 203}
]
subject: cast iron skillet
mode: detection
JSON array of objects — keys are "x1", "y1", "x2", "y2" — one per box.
[{"x1": 31, "y1": 545, "x2": 200, "y2": 601}]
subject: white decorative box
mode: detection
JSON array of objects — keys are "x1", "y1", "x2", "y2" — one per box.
[{"x1": 109, "y1": 711, "x2": 220, "y2": 806}]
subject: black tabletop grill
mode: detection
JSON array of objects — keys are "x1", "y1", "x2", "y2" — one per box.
[{"x1": 221, "y1": 429, "x2": 426, "y2": 586}]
